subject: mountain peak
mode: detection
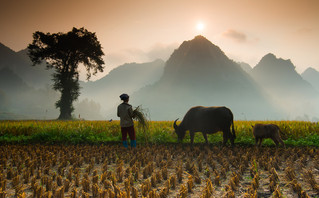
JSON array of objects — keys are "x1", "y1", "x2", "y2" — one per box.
[
  {"x1": 160, "y1": 35, "x2": 252, "y2": 89},
  {"x1": 162, "y1": 36, "x2": 224, "y2": 82},
  {"x1": 303, "y1": 67, "x2": 318, "y2": 75},
  {"x1": 188, "y1": 35, "x2": 219, "y2": 48},
  {"x1": 252, "y1": 53, "x2": 317, "y2": 98},
  {"x1": 301, "y1": 67, "x2": 319, "y2": 92},
  {"x1": 193, "y1": 35, "x2": 208, "y2": 41},
  {"x1": 256, "y1": 53, "x2": 295, "y2": 71},
  {"x1": 133, "y1": 36, "x2": 279, "y2": 120},
  {"x1": 164, "y1": 36, "x2": 230, "y2": 73},
  {"x1": 260, "y1": 53, "x2": 293, "y2": 65},
  {"x1": 263, "y1": 53, "x2": 276, "y2": 60}
]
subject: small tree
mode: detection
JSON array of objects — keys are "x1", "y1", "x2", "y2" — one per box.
[{"x1": 28, "y1": 27, "x2": 105, "y2": 120}]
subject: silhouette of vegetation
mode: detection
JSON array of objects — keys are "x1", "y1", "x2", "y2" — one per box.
[{"x1": 28, "y1": 27, "x2": 105, "y2": 120}]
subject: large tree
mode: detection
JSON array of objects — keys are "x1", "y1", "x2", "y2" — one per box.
[{"x1": 28, "y1": 27, "x2": 105, "y2": 120}]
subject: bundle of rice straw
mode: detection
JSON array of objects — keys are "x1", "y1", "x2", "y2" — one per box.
[{"x1": 132, "y1": 106, "x2": 150, "y2": 143}]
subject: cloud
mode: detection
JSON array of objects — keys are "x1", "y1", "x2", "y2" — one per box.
[
  {"x1": 79, "y1": 49, "x2": 146, "y2": 81},
  {"x1": 105, "y1": 42, "x2": 178, "y2": 69},
  {"x1": 222, "y1": 29, "x2": 247, "y2": 43},
  {"x1": 146, "y1": 42, "x2": 178, "y2": 61},
  {"x1": 295, "y1": 28, "x2": 313, "y2": 36},
  {"x1": 108, "y1": 49, "x2": 147, "y2": 65}
]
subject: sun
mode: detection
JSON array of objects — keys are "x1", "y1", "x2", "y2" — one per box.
[{"x1": 196, "y1": 22, "x2": 205, "y2": 32}]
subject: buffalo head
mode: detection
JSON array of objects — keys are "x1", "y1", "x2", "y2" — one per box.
[{"x1": 173, "y1": 119, "x2": 186, "y2": 142}]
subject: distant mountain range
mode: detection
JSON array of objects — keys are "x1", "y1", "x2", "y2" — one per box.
[
  {"x1": 250, "y1": 53, "x2": 319, "y2": 120},
  {"x1": 133, "y1": 36, "x2": 281, "y2": 120},
  {"x1": 0, "y1": 42, "x2": 165, "y2": 119},
  {"x1": 238, "y1": 62, "x2": 252, "y2": 74},
  {"x1": 79, "y1": 59, "x2": 165, "y2": 118},
  {"x1": 0, "y1": 37, "x2": 318, "y2": 121},
  {"x1": 0, "y1": 43, "x2": 53, "y2": 88},
  {"x1": 302, "y1": 67, "x2": 319, "y2": 92},
  {"x1": 252, "y1": 53, "x2": 316, "y2": 97},
  {"x1": 0, "y1": 43, "x2": 59, "y2": 119},
  {"x1": 0, "y1": 66, "x2": 59, "y2": 119}
]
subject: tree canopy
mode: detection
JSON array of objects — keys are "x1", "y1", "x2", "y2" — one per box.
[{"x1": 28, "y1": 27, "x2": 105, "y2": 120}]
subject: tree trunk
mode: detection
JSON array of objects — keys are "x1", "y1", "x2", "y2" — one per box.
[
  {"x1": 57, "y1": 86, "x2": 73, "y2": 120},
  {"x1": 58, "y1": 109, "x2": 72, "y2": 120}
]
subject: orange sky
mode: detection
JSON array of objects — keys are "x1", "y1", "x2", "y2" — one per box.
[{"x1": 1, "y1": 0, "x2": 319, "y2": 79}]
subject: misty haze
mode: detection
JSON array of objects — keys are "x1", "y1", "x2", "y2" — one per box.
[{"x1": 0, "y1": 36, "x2": 318, "y2": 121}]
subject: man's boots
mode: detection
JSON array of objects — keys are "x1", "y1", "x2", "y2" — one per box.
[
  {"x1": 130, "y1": 140, "x2": 136, "y2": 148},
  {"x1": 123, "y1": 140, "x2": 128, "y2": 148}
]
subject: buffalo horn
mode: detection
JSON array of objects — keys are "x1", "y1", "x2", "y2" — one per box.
[{"x1": 173, "y1": 119, "x2": 179, "y2": 129}]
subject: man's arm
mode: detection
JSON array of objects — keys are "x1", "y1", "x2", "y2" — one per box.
[
  {"x1": 128, "y1": 106, "x2": 134, "y2": 118},
  {"x1": 117, "y1": 106, "x2": 120, "y2": 117}
]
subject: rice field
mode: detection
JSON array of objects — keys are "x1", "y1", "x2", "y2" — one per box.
[
  {"x1": 0, "y1": 144, "x2": 319, "y2": 197},
  {"x1": 0, "y1": 120, "x2": 318, "y2": 146},
  {"x1": 0, "y1": 120, "x2": 318, "y2": 197}
]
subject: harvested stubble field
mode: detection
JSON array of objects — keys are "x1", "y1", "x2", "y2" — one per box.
[{"x1": 0, "y1": 144, "x2": 318, "y2": 198}]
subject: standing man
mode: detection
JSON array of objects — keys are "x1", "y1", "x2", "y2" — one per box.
[{"x1": 117, "y1": 93, "x2": 136, "y2": 148}]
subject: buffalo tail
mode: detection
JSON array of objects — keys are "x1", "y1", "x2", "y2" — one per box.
[{"x1": 231, "y1": 118, "x2": 236, "y2": 139}]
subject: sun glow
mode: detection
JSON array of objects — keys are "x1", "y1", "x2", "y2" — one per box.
[{"x1": 196, "y1": 22, "x2": 205, "y2": 32}]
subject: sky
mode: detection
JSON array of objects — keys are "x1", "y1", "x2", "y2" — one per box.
[{"x1": 1, "y1": 0, "x2": 319, "y2": 80}]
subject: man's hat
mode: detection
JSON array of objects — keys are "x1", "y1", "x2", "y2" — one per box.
[{"x1": 119, "y1": 93, "x2": 129, "y2": 100}]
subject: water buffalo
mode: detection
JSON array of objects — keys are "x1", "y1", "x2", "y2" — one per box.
[
  {"x1": 252, "y1": 124, "x2": 285, "y2": 147},
  {"x1": 173, "y1": 106, "x2": 236, "y2": 145}
]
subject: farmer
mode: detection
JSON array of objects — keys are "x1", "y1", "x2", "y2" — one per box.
[{"x1": 117, "y1": 93, "x2": 136, "y2": 148}]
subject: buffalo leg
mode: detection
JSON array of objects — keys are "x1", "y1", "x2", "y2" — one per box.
[
  {"x1": 203, "y1": 133, "x2": 208, "y2": 144},
  {"x1": 258, "y1": 138, "x2": 263, "y2": 147},
  {"x1": 272, "y1": 138, "x2": 279, "y2": 146},
  {"x1": 255, "y1": 137, "x2": 259, "y2": 146},
  {"x1": 230, "y1": 136, "x2": 234, "y2": 146},
  {"x1": 279, "y1": 138, "x2": 285, "y2": 147},
  {"x1": 190, "y1": 131, "x2": 195, "y2": 145},
  {"x1": 275, "y1": 133, "x2": 285, "y2": 147},
  {"x1": 226, "y1": 128, "x2": 234, "y2": 146},
  {"x1": 222, "y1": 132, "x2": 228, "y2": 145}
]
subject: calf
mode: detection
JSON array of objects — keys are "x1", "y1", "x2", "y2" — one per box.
[{"x1": 252, "y1": 124, "x2": 285, "y2": 147}]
